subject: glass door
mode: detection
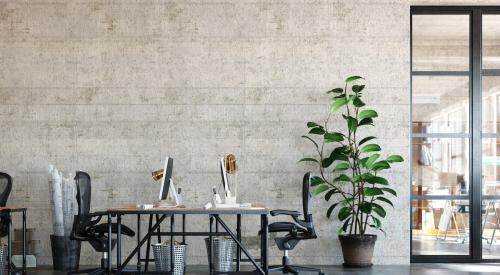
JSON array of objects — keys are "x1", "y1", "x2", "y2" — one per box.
[
  {"x1": 411, "y1": 12, "x2": 471, "y2": 258},
  {"x1": 481, "y1": 14, "x2": 500, "y2": 260},
  {"x1": 411, "y1": 6, "x2": 500, "y2": 262}
]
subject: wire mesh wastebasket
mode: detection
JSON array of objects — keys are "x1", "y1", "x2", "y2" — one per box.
[
  {"x1": 205, "y1": 237, "x2": 235, "y2": 272},
  {"x1": 0, "y1": 244, "x2": 7, "y2": 275},
  {"x1": 152, "y1": 242, "x2": 187, "y2": 275}
]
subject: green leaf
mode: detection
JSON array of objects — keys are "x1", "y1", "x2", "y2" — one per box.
[
  {"x1": 310, "y1": 176, "x2": 325, "y2": 186},
  {"x1": 299, "y1": 157, "x2": 318, "y2": 163},
  {"x1": 347, "y1": 117, "x2": 358, "y2": 131},
  {"x1": 334, "y1": 174, "x2": 351, "y2": 182},
  {"x1": 382, "y1": 187, "x2": 397, "y2": 197},
  {"x1": 326, "y1": 203, "x2": 339, "y2": 218},
  {"x1": 360, "y1": 144, "x2": 381, "y2": 153},
  {"x1": 309, "y1": 127, "x2": 325, "y2": 135},
  {"x1": 376, "y1": 197, "x2": 394, "y2": 207},
  {"x1": 359, "y1": 109, "x2": 378, "y2": 120},
  {"x1": 359, "y1": 136, "x2": 376, "y2": 146},
  {"x1": 342, "y1": 217, "x2": 351, "y2": 233},
  {"x1": 352, "y1": 96, "x2": 365, "y2": 107},
  {"x1": 307, "y1": 122, "x2": 321, "y2": 128},
  {"x1": 365, "y1": 176, "x2": 388, "y2": 185},
  {"x1": 302, "y1": 135, "x2": 319, "y2": 150},
  {"x1": 321, "y1": 157, "x2": 334, "y2": 168},
  {"x1": 327, "y1": 88, "x2": 343, "y2": 94},
  {"x1": 331, "y1": 97, "x2": 348, "y2": 113},
  {"x1": 338, "y1": 206, "x2": 352, "y2": 221},
  {"x1": 325, "y1": 189, "x2": 339, "y2": 201},
  {"x1": 345, "y1": 75, "x2": 363, "y2": 83},
  {"x1": 364, "y1": 154, "x2": 380, "y2": 168},
  {"x1": 364, "y1": 187, "x2": 384, "y2": 196},
  {"x1": 335, "y1": 162, "x2": 350, "y2": 171},
  {"x1": 359, "y1": 201, "x2": 373, "y2": 214},
  {"x1": 372, "y1": 216, "x2": 381, "y2": 228},
  {"x1": 372, "y1": 160, "x2": 391, "y2": 172},
  {"x1": 386, "y1": 155, "x2": 404, "y2": 163},
  {"x1": 313, "y1": 184, "x2": 329, "y2": 195},
  {"x1": 358, "y1": 118, "x2": 374, "y2": 126},
  {"x1": 372, "y1": 203, "x2": 386, "y2": 218},
  {"x1": 352, "y1": 85, "x2": 365, "y2": 94},
  {"x1": 324, "y1": 132, "x2": 344, "y2": 143}
]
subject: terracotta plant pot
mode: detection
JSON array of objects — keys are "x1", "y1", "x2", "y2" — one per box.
[{"x1": 339, "y1": 234, "x2": 377, "y2": 267}]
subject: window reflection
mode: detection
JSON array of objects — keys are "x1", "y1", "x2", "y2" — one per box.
[
  {"x1": 412, "y1": 199, "x2": 469, "y2": 255},
  {"x1": 412, "y1": 138, "x2": 469, "y2": 195},
  {"x1": 482, "y1": 77, "x2": 500, "y2": 133},
  {"x1": 412, "y1": 76, "x2": 469, "y2": 133},
  {"x1": 483, "y1": 139, "x2": 500, "y2": 195}
]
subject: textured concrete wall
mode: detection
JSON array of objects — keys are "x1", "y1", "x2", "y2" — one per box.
[{"x1": 0, "y1": 0, "x2": 410, "y2": 266}]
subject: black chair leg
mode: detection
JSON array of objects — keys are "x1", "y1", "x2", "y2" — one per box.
[
  {"x1": 67, "y1": 267, "x2": 102, "y2": 275},
  {"x1": 283, "y1": 265, "x2": 299, "y2": 275},
  {"x1": 290, "y1": 265, "x2": 324, "y2": 274}
]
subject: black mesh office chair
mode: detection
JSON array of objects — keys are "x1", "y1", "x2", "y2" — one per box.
[
  {"x1": 69, "y1": 171, "x2": 135, "y2": 275},
  {"x1": 268, "y1": 172, "x2": 324, "y2": 275},
  {"x1": 0, "y1": 172, "x2": 12, "y2": 238}
]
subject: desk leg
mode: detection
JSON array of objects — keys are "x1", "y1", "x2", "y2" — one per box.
[
  {"x1": 261, "y1": 214, "x2": 268, "y2": 275},
  {"x1": 22, "y1": 210, "x2": 26, "y2": 272},
  {"x1": 156, "y1": 214, "x2": 162, "y2": 244},
  {"x1": 107, "y1": 214, "x2": 112, "y2": 274},
  {"x1": 182, "y1": 214, "x2": 186, "y2": 244},
  {"x1": 137, "y1": 214, "x2": 141, "y2": 271},
  {"x1": 7, "y1": 211, "x2": 12, "y2": 273},
  {"x1": 209, "y1": 215, "x2": 214, "y2": 275},
  {"x1": 170, "y1": 215, "x2": 174, "y2": 272},
  {"x1": 145, "y1": 214, "x2": 153, "y2": 271},
  {"x1": 117, "y1": 214, "x2": 122, "y2": 273},
  {"x1": 236, "y1": 214, "x2": 241, "y2": 271}
]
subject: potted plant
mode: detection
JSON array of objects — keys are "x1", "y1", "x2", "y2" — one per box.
[{"x1": 300, "y1": 76, "x2": 404, "y2": 267}]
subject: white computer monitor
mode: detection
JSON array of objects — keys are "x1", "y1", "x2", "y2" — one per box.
[{"x1": 158, "y1": 157, "x2": 179, "y2": 206}]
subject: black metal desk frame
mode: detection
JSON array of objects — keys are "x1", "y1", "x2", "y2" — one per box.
[
  {"x1": 106, "y1": 208, "x2": 269, "y2": 275},
  {"x1": 2, "y1": 207, "x2": 27, "y2": 274}
]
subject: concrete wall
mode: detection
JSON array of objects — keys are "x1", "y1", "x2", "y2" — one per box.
[{"x1": 0, "y1": 0, "x2": 410, "y2": 265}]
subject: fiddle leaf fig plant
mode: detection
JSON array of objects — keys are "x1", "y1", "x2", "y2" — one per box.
[{"x1": 300, "y1": 76, "x2": 404, "y2": 236}]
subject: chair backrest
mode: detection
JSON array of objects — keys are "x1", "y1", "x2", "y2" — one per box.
[
  {"x1": 0, "y1": 172, "x2": 12, "y2": 207},
  {"x1": 302, "y1": 172, "x2": 313, "y2": 223},
  {"x1": 75, "y1": 171, "x2": 92, "y2": 217}
]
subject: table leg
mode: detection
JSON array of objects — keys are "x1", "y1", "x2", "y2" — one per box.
[
  {"x1": 145, "y1": 214, "x2": 153, "y2": 271},
  {"x1": 170, "y1": 215, "x2": 174, "y2": 272},
  {"x1": 209, "y1": 215, "x2": 214, "y2": 275},
  {"x1": 236, "y1": 214, "x2": 241, "y2": 271},
  {"x1": 22, "y1": 210, "x2": 26, "y2": 271},
  {"x1": 156, "y1": 214, "x2": 162, "y2": 244},
  {"x1": 137, "y1": 214, "x2": 141, "y2": 271},
  {"x1": 182, "y1": 214, "x2": 186, "y2": 244},
  {"x1": 117, "y1": 214, "x2": 122, "y2": 273},
  {"x1": 261, "y1": 214, "x2": 268, "y2": 275},
  {"x1": 7, "y1": 211, "x2": 12, "y2": 273},
  {"x1": 107, "y1": 213, "x2": 112, "y2": 274}
]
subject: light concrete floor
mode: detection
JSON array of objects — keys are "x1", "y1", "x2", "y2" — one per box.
[{"x1": 31, "y1": 263, "x2": 500, "y2": 274}]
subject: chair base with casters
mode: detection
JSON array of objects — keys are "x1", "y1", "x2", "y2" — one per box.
[{"x1": 268, "y1": 250, "x2": 325, "y2": 275}]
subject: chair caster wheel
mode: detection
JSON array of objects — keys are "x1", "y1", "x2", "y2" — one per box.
[{"x1": 319, "y1": 273, "x2": 326, "y2": 275}]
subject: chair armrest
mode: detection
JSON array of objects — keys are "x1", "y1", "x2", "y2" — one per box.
[
  {"x1": 270, "y1": 209, "x2": 301, "y2": 217},
  {"x1": 88, "y1": 211, "x2": 108, "y2": 217}
]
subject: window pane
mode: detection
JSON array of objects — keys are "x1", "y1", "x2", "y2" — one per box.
[
  {"x1": 412, "y1": 15, "x2": 469, "y2": 71},
  {"x1": 412, "y1": 138, "x2": 469, "y2": 195},
  {"x1": 483, "y1": 138, "x2": 500, "y2": 195},
  {"x1": 412, "y1": 76, "x2": 469, "y2": 133},
  {"x1": 412, "y1": 199, "x2": 469, "y2": 255},
  {"x1": 482, "y1": 77, "x2": 500, "y2": 134},
  {"x1": 482, "y1": 200, "x2": 500, "y2": 259},
  {"x1": 483, "y1": 15, "x2": 500, "y2": 69}
]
